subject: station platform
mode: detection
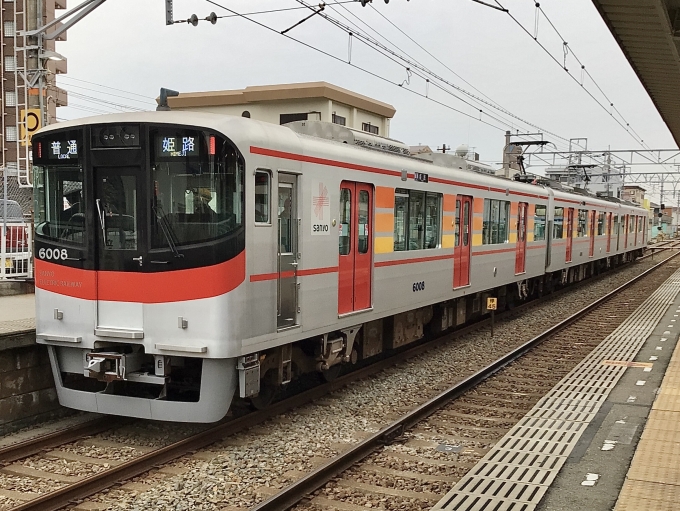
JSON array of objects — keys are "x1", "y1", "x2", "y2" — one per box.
[
  {"x1": 0, "y1": 293, "x2": 35, "y2": 337},
  {"x1": 432, "y1": 267, "x2": 680, "y2": 511}
]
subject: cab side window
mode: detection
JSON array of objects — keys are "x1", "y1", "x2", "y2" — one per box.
[{"x1": 255, "y1": 171, "x2": 270, "y2": 223}]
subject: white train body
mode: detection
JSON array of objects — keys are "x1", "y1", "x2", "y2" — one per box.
[{"x1": 31, "y1": 112, "x2": 647, "y2": 422}]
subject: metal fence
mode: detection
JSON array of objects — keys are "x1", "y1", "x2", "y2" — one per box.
[
  {"x1": 0, "y1": 222, "x2": 32, "y2": 279},
  {"x1": 1, "y1": 168, "x2": 34, "y2": 281}
]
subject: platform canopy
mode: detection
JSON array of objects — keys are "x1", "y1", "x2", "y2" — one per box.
[{"x1": 591, "y1": 0, "x2": 680, "y2": 146}]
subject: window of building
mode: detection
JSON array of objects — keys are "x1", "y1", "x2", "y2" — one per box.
[
  {"x1": 553, "y1": 207, "x2": 564, "y2": 239},
  {"x1": 577, "y1": 209, "x2": 588, "y2": 237},
  {"x1": 597, "y1": 212, "x2": 605, "y2": 235},
  {"x1": 4, "y1": 56, "x2": 16, "y2": 72},
  {"x1": 5, "y1": 126, "x2": 17, "y2": 142},
  {"x1": 534, "y1": 204, "x2": 546, "y2": 241},
  {"x1": 393, "y1": 188, "x2": 441, "y2": 251},
  {"x1": 362, "y1": 122, "x2": 379, "y2": 135},
  {"x1": 482, "y1": 199, "x2": 510, "y2": 244},
  {"x1": 5, "y1": 91, "x2": 16, "y2": 107},
  {"x1": 4, "y1": 21, "x2": 15, "y2": 37},
  {"x1": 254, "y1": 171, "x2": 270, "y2": 223},
  {"x1": 332, "y1": 113, "x2": 346, "y2": 126},
  {"x1": 280, "y1": 113, "x2": 308, "y2": 125}
]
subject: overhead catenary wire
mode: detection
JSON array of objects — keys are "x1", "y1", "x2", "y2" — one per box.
[
  {"x1": 202, "y1": 0, "x2": 510, "y2": 133},
  {"x1": 317, "y1": 0, "x2": 574, "y2": 146},
  {"x1": 493, "y1": 0, "x2": 662, "y2": 165}
]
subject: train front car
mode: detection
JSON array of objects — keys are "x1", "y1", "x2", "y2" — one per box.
[{"x1": 32, "y1": 114, "x2": 245, "y2": 422}]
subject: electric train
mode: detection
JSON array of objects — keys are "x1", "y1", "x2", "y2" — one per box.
[{"x1": 32, "y1": 111, "x2": 648, "y2": 422}]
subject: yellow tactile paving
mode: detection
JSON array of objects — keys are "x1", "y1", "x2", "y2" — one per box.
[
  {"x1": 652, "y1": 392, "x2": 680, "y2": 411},
  {"x1": 615, "y1": 336, "x2": 680, "y2": 511},
  {"x1": 617, "y1": 480, "x2": 680, "y2": 511}
]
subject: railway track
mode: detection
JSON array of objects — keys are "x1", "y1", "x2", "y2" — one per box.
[
  {"x1": 0, "y1": 253, "x2": 678, "y2": 511},
  {"x1": 251, "y1": 252, "x2": 680, "y2": 511}
]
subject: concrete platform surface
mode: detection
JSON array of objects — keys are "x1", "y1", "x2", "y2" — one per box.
[{"x1": 0, "y1": 293, "x2": 35, "y2": 335}]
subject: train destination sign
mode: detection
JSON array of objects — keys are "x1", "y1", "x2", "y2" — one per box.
[
  {"x1": 48, "y1": 139, "x2": 78, "y2": 160},
  {"x1": 156, "y1": 134, "x2": 199, "y2": 157}
]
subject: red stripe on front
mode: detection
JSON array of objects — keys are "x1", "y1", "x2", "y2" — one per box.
[
  {"x1": 35, "y1": 251, "x2": 246, "y2": 303},
  {"x1": 375, "y1": 254, "x2": 454, "y2": 268}
]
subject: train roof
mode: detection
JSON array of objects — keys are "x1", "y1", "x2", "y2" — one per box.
[{"x1": 39, "y1": 111, "x2": 647, "y2": 214}]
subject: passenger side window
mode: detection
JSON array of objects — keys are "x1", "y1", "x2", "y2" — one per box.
[
  {"x1": 254, "y1": 171, "x2": 270, "y2": 223},
  {"x1": 482, "y1": 199, "x2": 510, "y2": 244},
  {"x1": 534, "y1": 204, "x2": 546, "y2": 241},
  {"x1": 597, "y1": 212, "x2": 605, "y2": 235},
  {"x1": 553, "y1": 207, "x2": 564, "y2": 239},
  {"x1": 339, "y1": 188, "x2": 351, "y2": 256},
  {"x1": 393, "y1": 188, "x2": 442, "y2": 251},
  {"x1": 577, "y1": 209, "x2": 588, "y2": 237}
]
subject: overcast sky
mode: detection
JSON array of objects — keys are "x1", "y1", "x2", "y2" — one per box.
[{"x1": 55, "y1": 0, "x2": 679, "y2": 197}]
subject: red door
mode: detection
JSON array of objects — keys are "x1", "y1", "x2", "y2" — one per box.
[
  {"x1": 634, "y1": 216, "x2": 638, "y2": 246},
  {"x1": 589, "y1": 211, "x2": 596, "y2": 257},
  {"x1": 515, "y1": 202, "x2": 528, "y2": 274},
  {"x1": 453, "y1": 196, "x2": 472, "y2": 288},
  {"x1": 566, "y1": 208, "x2": 574, "y2": 262},
  {"x1": 606, "y1": 213, "x2": 612, "y2": 253},
  {"x1": 624, "y1": 215, "x2": 629, "y2": 248},
  {"x1": 338, "y1": 181, "x2": 372, "y2": 314}
]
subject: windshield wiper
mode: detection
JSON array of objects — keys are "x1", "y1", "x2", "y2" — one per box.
[{"x1": 153, "y1": 204, "x2": 183, "y2": 259}]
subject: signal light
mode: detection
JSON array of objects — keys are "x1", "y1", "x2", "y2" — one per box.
[
  {"x1": 209, "y1": 135, "x2": 216, "y2": 155},
  {"x1": 36, "y1": 142, "x2": 42, "y2": 159}
]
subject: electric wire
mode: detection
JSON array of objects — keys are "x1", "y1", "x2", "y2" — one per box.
[
  {"x1": 316, "y1": 0, "x2": 573, "y2": 145},
  {"x1": 56, "y1": 76, "x2": 155, "y2": 101},
  {"x1": 57, "y1": 82, "x2": 155, "y2": 108},
  {"x1": 494, "y1": 0, "x2": 661, "y2": 165},
  {"x1": 202, "y1": 0, "x2": 509, "y2": 133},
  {"x1": 363, "y1": 2, "x2": 569, "y2": 143},
  {"x1": 56, "y1": 78, "x2": 156, "y2": 106}
]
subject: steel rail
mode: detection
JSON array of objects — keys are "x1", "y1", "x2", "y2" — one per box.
[
  {"x1": 249, "y1": 250, "x2": 680, "y2": 511},
  {"x1": 640, "y1": 240, "x2": 680, "y2": 260},
  {"x1": 0, "y1": 416, "x2": 128, "y2": 465},
  {"x1": 9, "y1": 252, "x2": 676, "y2": 511}
]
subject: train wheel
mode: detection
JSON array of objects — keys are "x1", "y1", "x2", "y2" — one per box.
[
  {"x1": 250, "y1": 385, "x2": 278, "y2": 410},
  {"x1": 322, "y1": 364, "x2": 343, "y2": 382},
  {"x1": 249, "y1": 372, "x2": 279, "y2": 410}
]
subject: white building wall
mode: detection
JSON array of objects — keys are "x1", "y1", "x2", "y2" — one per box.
[{"x1": 174, "y1": 99, "x2": 390, "y2": 137}]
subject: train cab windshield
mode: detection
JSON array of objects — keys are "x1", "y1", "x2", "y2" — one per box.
[
  {"x1": 150, "y1": 129, "x2": 242, "y2": 249},
  {"x1": 33, "y1": 124, "x2": 245, "y2": 271}
]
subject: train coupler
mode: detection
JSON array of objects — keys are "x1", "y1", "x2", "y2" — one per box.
[{"x1": 84, "y1": 351, "x2": 168, "y2": 385}]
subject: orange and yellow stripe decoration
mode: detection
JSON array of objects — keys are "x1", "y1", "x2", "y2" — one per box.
[
  {"x1": 442, "y1": 194, "x2": 456, "y2": 249},
  {"x1": 374, "y1": 186, "x2": 395, "y2": 253}
]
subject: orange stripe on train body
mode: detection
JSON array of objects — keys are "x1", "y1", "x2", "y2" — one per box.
[{"x1": 35, "y1": 252, "x2": 246, "y2": 303}]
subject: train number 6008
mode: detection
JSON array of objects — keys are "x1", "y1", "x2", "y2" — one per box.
[
  {"x1": 413, "y1": 281, "x2": 425, "y2": 292},
  {"x1": 38, "y1": 248, "x2": 68, "y2": 261}
]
